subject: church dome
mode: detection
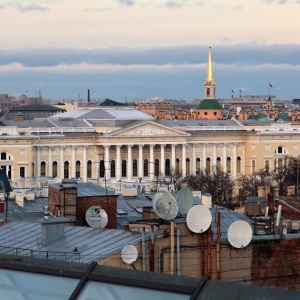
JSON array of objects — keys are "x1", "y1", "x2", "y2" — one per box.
[{"x1": 198, "y1": 99, "x2": 222, "y2": 110}]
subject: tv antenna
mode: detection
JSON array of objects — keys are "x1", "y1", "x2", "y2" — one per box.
[
  {"x1": 227, "y1": 220, "x2": 252, "y2": 248},
  {"x1": 85, "y1": 206, "x2": 108, "y2": 228},
  {"x1": 186, "y1": 205, "x2": 212, "y2": 233},
  {"x1": 121, "y1": 244, "x2": 138, "y2": 265},
  {"x1": 152, "y1": 191, "x2": 178, "y2": 220},
  {"x1": 176, "y1": 187, "x2": 194, "y2": 216}
]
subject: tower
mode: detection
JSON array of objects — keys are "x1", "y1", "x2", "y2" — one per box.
[
  {"x1": 197, "y1": 46, "x2": 222, "y2": 120},
  {"x1": 204, "y1": 46, "x2": 216, "y2": 99}
]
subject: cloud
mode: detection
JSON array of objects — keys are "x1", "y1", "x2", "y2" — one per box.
[
  {"x1": 0, "y1": 44, "x2": 300, "y2": 68},
  {"x1": 117, "y1": 0, "x2": 135, "y2": 6},
  {"x1": 164, "y1": 1, "x2": 185, "y2": 8},
  {"x1": 4, "y1": 2, "x2": 50, "y2": 12}
]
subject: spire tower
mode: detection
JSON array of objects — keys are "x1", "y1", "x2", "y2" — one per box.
[{"x1": 204, "y1": 46, "x2": 216, "y2": 99}]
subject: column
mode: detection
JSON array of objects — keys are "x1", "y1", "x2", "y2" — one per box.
[
  {"x1": 150, "y1": 144, "x2": 154, "y2": 180},
  {"x1": 233, "y1": 143, "x2": 237, "y2": 178},
  {"x1": 213, "y1": 144, "x2": 217, "y2": 173},
  {"x1": 48, "y1": 146, "x2": 53, "y2": 178},
  {"x1": 223, "y1": 143, "x2": 227, "y2": 173},
  {"x1": 104, "y1": 145, "x2": 111, "y2": 180},
  {"x1": 36, "y1": 147, "x2": 41, "y2": 177},
  {"x1": 127, "y1": 145, "x2": 133, "y2": 181},
  {"x1": 116, "y1": 145, "x2": 121, "y2": 181},
  {"x1": 202, "y1": 144, "x2": 206, "y2": 171},
  {"x1": 72, "y1": 146, "x2": 76, "y2": 178},
  {"x1": 171, "y1": 144, "x2": 176, "y2": 173},
  {"x1": 182, "y1": 144, "x2": 186, "y2": 177},
  {"x1": 83, "y1": 146, "x2": 87, "y2": 182},
  {"x1": 60, "y1": 146, "x2": 64, "y2": 179},
  {"x1": 192, "y1": 143, "x2": 196, "y2": 175},
  {"x1": 160, "y1": 144, "x2": 165, "y2": 176},
  {"x1": 138, "y1": 144, "x2": 144, "y2": 179}
]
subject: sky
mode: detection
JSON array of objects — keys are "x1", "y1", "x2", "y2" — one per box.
[{"x1": 0, "y1": 0, "x2": 300, "y2": 101}]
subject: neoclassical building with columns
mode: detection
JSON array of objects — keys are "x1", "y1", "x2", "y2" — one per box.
[{"x1": 0, "y1": 107, "x2": 300, "y2": 189}]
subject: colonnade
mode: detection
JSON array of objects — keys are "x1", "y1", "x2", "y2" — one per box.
[{"x1": 33, "y1": 142, "x2": 243, "y2": 182}]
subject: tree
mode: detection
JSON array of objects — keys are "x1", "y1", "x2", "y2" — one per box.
[{"x1": 185, "y1": 168, "x2": 236, "y2": 209}]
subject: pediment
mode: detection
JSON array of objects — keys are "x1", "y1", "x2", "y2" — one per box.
[{"x1": 111, "y1": 121, "x2": 189, "y2": 137}]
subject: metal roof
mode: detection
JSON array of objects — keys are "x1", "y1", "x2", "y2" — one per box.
[{"x1": 0, "y1": 221, "x2": 154, "y2": 263}]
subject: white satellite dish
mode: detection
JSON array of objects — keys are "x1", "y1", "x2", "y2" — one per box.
[
  {"x1": 133, "y1": 180, "x2": 139, "y2": 188},
  {"x1": 186, "y1": 205, "x2": 212, "y2": 233},
  {"x1": 121, "y1": 245, "x2": 138, "y2": 264},
  {"x1": 176, "y1": 187, "x2": 194, "y2": 216},
  {"x1": 85, "y1": 206, "x2": 108, "y2": 229},
  {"x1": 227, "y1": 220, "x2": 252, "y2": 248},
  {"x1": 152, "y1": 191, "x2": 178, "y2": 220}
]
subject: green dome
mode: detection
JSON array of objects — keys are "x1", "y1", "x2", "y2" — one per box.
[{"x1": 198, "y1": 99, "x2": 222, "y2": 109}]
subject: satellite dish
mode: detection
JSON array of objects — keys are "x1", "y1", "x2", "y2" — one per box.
[
  {"x1": 121, "y1": 245, "x2": 138, "y2": 264},
  {"x1": 133, "y1": 180, "x2": 139, "y2": 188},
  {"x1": 227, "y1": 220, "x2": 252, "y2": 248},
  {"x1": 152, "y1": 191, "x2": 178, "y2": 220},
  {"x1": 282, "y1": 228, "x2": 288, "y2": 235},
  {"x1": 186, "y1": 205, "x2": 212, "y2": 233},
  {"x1": 176, "y1": 187, "x2": 194, "y2": 215},
  {"x1": 85, "y1": 206, "x2": 108, "y2": 228}
]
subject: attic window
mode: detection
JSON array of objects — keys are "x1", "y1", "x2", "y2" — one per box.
[{"x1": 117, "y1": 208, "x2": 127, "y2": 215}]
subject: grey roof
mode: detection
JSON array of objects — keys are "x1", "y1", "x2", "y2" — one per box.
[
  {"x1": 53, "y1": 108, "x2": 154, "y2": 121},
  {"x1": 50, "y1": 182, "x2": 116, "y2": 197},
  {"x1": 1, "y1": 119, "x2": 53, "y2": 128},
  {"x1": 0, "y1": 221, "x2": 156, "y2": 263}
]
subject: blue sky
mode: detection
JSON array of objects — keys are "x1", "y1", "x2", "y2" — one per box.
[{"x1": 0, "y1": 0, "x2": 300, "y2": 101}]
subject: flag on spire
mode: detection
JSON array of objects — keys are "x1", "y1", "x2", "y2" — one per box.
[{"x1": 269, "y1": 82, "x2": 273, "y2": 88}]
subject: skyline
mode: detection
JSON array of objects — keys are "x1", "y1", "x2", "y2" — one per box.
[{"x1": 1, "y1": 0, "x2": 300, "y2": 100}]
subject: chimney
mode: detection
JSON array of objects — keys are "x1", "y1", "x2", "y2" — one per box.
[
  {"x1": 39, "y1": 213, "x2": 70, "y2": 246},
  {"x1": 87, "y1": 89, "x2": 90, "y2": 102}
]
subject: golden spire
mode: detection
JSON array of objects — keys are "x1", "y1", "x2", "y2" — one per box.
[{"x1": 205, "y1": 46, "x2": 215, "y2": 85}]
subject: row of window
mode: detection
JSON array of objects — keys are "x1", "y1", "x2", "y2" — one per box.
[{"x1": 34, "y1": 157, "x2": 243, "y2": 179}]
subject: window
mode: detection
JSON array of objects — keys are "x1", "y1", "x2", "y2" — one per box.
[
  {"x1": 133, "y1": 159, "x2": 137, "y2": 177},
  {"x1": 216, "y1": 157, "x2": 221, "y2": 172},
  {"x1": 227, "y1": 157, "x2": 231, "y2": 173},
  {"x1": 206, "y1": 88, "x2": 210, "y2": 97},
  {"x1": 41, "y1": 161, "x2": 46, "y2": 176},
  {"x1": 19, "y1": 167, "x2": 25, "y2": 178},
  {"x1": 87, "y1": 160, "x2": 92, "y2": 178},
  {"x1": 175, "y1": 158, "x2": 180, "y2": 174},
  {"x1": 76, "y1": 161, "x2": 80, "y2": 178},
  {"x1": 64, "y1": 161, "x2": 69, "y2": 179},
  {"x1": 122, "y1": 160, "x2": 127, "y2": 177},
  {"x1": 144, "y1": 159, "x2": 149, "y2": 177},
  {"x1": 275, "y1": 146, "x2": 287, "y2": 155},
  {"x1": 265, "y1": 160, "x2": 270, "y2": 173},
  {"x1": 99, "y1": 160, "x2": 105, "y2": 178},
  {"x1": 154, "y1": 159, "x2": 159, "y2": 177},
  {"x1": 53, "y1": 161, "x2": 58, "y2": 178},
  {"x1": 204, "y1": 112, "x2": 208, "y2": 116},
  {"x1": 214, "y1": 112, "x2": 217, "y2": 116},
  {"x1": 251, "y1": 160, "x2": 256, "y2": 173},
  {"x1": 237, "y1": 157, "x2": 241, "y2": 173},
  {"x1": 165, "y1": 159, "x2": 170, "y2": 176},
  {"x1": 196, "y1": 158, "x2": 200, "y2": 174},
  {"x1": 1, "y1": 152, "x2": 6, "y2": 160},
  {"x1": 186, "y1": 158, "x2": 190, "y2": 175},
  {"x1": 206, "y1": 158, "x2": 211, "y2": 174},
  {"x1": 110, "y1": 160, "x2": 115, "y2": 178}
]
